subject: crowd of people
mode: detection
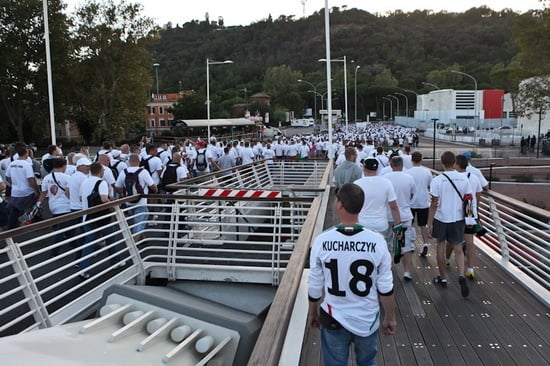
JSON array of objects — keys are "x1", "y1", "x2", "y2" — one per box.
[{"x1": 306, "y1": 124, "x2": 488, "y2": 365}]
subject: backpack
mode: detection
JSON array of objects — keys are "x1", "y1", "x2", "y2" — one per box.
[
  {"x1": 110, "y1": 161, "x2": 121, "y2": 180},
  {"x1": 140, "y1": 156, "x2": 154, "y2": 174},
  {"x1": 123, "y1": 168, "x2": 145, "y2": 203},
  {"x1": 195, "y1": 149, "x2": 207, "y2": 172},
  {"x1": 160, "y1": 163, "x2": 179, "y2": 191},
  {"x1": 87, "y1": 180, "x2": 109, "y2": 221}
]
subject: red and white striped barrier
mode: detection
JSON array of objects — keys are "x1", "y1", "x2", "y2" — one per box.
[{"x1": 198, "y1": 188, "x2": 282, "y2": 199}]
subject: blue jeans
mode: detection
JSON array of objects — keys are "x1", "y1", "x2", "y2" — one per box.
[
  {"x1": 79, "y1": 218, "x2": 119, "y2": 271},
  {"x1": 321, "y1": 326, "x2": 379, "y2": 366},
  {"x1": 126, "y1": 204, "x2": 148, "y2": 234}
]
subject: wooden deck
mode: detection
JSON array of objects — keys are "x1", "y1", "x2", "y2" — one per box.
[{"x1": 299, "y1": 232, "x2": 550, "y2": 365}]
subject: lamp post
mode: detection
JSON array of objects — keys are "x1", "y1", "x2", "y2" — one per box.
[
  {"x1": 431, "y1": 118, "x2": 439, "y2": 169},
  {"x1": 153, "y1": 63, "x2": 160, "y2": 96},
  {"x1": 387, "y1": 95, "x2": 399, "y2": 118},
  {"x1": 319, "y1": 56, "x2": 348, "y2": 132},
  {"x1": 395, "y1": 92, "x2": 409, "y2": 117},
  {"x1": 403, "y1": 89, "x2": 419, "y2": 119},
  {"x1": 206, "y1": 58, "x2": 233, "y2": 141},
  {"x1": 43, "y1": 0, "x2": 56, "y2": 145},
  {"x1": 421, "y1": 81, "x2": 440, "y2": 90},
  {"x1": 451, "y1": 70, "x2": 478, "y2": 129},
  {"x1": 354, "y1": 64, "x2": 361, "y2": 122},
  {"x1": 382, "y1": 97, "x2": 393, "y2": 121},
  {"x1": 298, "y1": 79, "x2": 327, "y2": 121}
]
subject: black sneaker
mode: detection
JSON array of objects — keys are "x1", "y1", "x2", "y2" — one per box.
[
  {"x1": 433, "y1": 276, "x2": 448, "y2": 287},
  {"x1": 458, "y1": 276, "x2": 469, "y2": 297},
  {"x1": 420, "y1": 244, "x2": 428, "y2": 257}
]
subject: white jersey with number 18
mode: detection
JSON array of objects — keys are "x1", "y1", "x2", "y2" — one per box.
[{"x1": 308, "y1": 225, "x2": 394, "y2": 337}]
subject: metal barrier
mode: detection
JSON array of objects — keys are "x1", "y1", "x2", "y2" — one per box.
[
  {"x1": 0, "y1": 160, "x2": 328, "y2": 338},
  {"x1": 477, "y1": 190, "x2": 550, "y2": 300}
]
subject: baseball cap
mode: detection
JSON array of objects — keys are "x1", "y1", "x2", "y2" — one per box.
[
  {"x1": 462, "y1": 151, "x2": 472, "y2": 160},
  {"x1": 362, "y1": 158, "x2": 379, "y2": 171},
  {"x1": 76, "y1": 157, "x2": 92, "y2": 167}
]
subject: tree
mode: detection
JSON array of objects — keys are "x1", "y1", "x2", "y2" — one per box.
[
  {"x1": 516, "y1": 76, "x2": 550, "y2": 158},
  {"x1": 70, "y1": 0, "x2": 156, "y2": 143},
  {"x1": 0, "y1": 0, "x2": 72, "y2": 142},
  {"x1": 172, "y1": 92, "x2": 205, "y2": 119},
  {"x1": 263, "y1": 65, "x2": 304, "y2": 116},
  {"x1": 513, "y1": 6, "x2": 550, "y2": 75}
]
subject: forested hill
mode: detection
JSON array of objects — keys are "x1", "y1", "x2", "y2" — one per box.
[{"x1": 149, "y1": 6, "x2": 525, "y2": 94}]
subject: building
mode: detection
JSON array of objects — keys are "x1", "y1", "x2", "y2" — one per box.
[{"x1": 145, "y1": 93, "x2": 182, "y2": 136}]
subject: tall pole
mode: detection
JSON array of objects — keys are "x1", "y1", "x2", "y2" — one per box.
[
  {"x1": 354, "y1": 65, "x2": 360, "y2": 122},
  {"x1": 298, "y1": 79, "x2": 318, "y2": 121},
  {"x1": 206, "y1": 59, "x2": 211, "y2": 141},
  {"x1": 451, "y1": 70, "x2": 477, "y2": 129},
  {"x1": 43, "y1": 0, "x2": 56, "y2": 145},
  {"x1": 388, "y1": 95, "x2": 399, "y2": 118},
  {"x1": 403, "y1": 89, "x2": 419, "y2": 119},
  {"x1": 206, "y1": 58, "x2": 233, "y2": 142},
  {"x1": 153, "y1": 63, "x2": 160, "y2": 96},
  {"x1": 343, "y1": 55, "x2": 348, "y2": 132},
  {"x1": 431, "y1": 118, "x2": 438, "y2": 169},
  {"x1": 395, "y1": 92, "x2": 409, "y2": 117},
  {"x1": 324, "y1": 0, "x2": 333, "y2": 160},
  {"x1": 382, "y1": 97, "x2": 393, "y2": 121}
]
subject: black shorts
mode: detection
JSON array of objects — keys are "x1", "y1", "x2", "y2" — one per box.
[
  {"x1": 411, "y1": 208, "x2": 429, "y2": 226},
  {"x1": 432, "y1": 219, "x2": 465, "y2": 245}
]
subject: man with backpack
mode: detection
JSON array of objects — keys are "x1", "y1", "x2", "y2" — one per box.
[
  {"x1": 159, "y1": 152, "x2": 189, "y2": 193},
  {"x1": 140, "y1": 144, "x2": 163, "y2": 186},
  {"x1": 79, "y1": 162, "x2": 121, "y2": 279},
  {"x1": 115, "y1": 153, "x2": 158, "y2": 241},
  {"x1": 194, "y1": 140, "x2": 219, "y2": 176}
]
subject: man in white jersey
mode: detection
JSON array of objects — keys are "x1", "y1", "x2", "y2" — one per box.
[
  {"x1": 354, "y1": 158, "x2": 401, "y2": 245},
  {"x1": 385, "y1": 156, "x2": 417, "y2": 280},
  {"x1": 405, "y1": 152, "x2": 433, "y2": 256},
  {"x1": 5, "y1": 142, "x2": 40, "y2": 229},
  {"x1": 38, "y1": 158, "x2": 72, "y2": 256},
  {"x1": 308, "y1": 183, "x2": 397, "y2": 366},
  {"x1": 428, "y1": 151, "x2": 473, "y2": 297},
  {"x1": 449, "y1": 154, "x2": 483, "y2": 280}
]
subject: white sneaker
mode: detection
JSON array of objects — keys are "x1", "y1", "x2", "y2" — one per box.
[
  {"x1": 114, "y1": 261, "x2": 126, "y2": 269},
  {"x1": 403, "y1": 272, "x2": 412, "y2": 281}
]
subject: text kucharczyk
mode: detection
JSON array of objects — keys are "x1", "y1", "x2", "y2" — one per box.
[{"x1": 322, "y1": 241, "x2": 377, "y2": 252}]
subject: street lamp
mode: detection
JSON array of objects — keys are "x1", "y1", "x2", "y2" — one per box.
[
  {"x1": 206, "y1": 58, "x2": 233, "y2": 141},
  {"x1": 298, "y1": 79, "x2": 327, "y2": 121},
  {"x1": 319, "y1": 56, "x2": 348, "y2": 132},
  {"x1": 153, "y1": 63, "x2": 160, "y2": 96},
  {"x1": 431, "y1": 118, "x2": 439, "y2": 169},
  {"x1": 382, "y1": 97, "x2": 393, "y2": 121},
  {"x1": 387, "y1": 95, "x2": 399, "y2": 118},
  {"x1": 403, "y1": 89, "x2": 419, "y2": 118},
  {"x1": 422, "y1": 81, "x2": 440, "y2": 90},
  {"x1": 395, "y1": 92, "x2": 409, "y2": 117},
  {"x1": 354, "y1": 64, "x2": 361, "y2": 122},
  {"x1": 451, "y1": 70, "x2": 478, "y2": 129}
]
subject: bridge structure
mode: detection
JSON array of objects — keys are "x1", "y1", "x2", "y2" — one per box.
[{"x1": 0, "y1": 159, "x2": 548, "y2": 365}]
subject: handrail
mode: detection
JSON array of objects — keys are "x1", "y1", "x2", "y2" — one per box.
[{"x1": 247, "y1": 163, "x2": 334, "y2": 366}]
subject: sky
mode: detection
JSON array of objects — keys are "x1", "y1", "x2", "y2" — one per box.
[{"x1": 64, "y1": 0, "x2": 544, "y2": 26}]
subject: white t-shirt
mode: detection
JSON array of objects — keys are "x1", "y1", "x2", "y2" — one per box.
[
  {"x1": 309, "y1": 225, "x2": 393, "y2": 337},
  {"x1": 466, "y1": 164, "x2": 488, "y2": 188},
  {"x1": 262, "y1": 147, "x2": 275, "y2": 164},
  {"x1": 142, "y1": 155, "x2": 163, "y2": 184},
  {"x1": 41, "y1": 171, "x2": 70, "y2": 214},
  {"x1": 384, "y1": 171, "x2": 415, "y2": 222},
  {"x1": 464, "y1": 171, "x2": 482, "y2": 218},
  {"x1": 68, "y1": 171, "x2": 89, "y2": 210},
  {"x1": 115, "y1": 167, "x2": 155, "y2": 206},
  {"x1": 405, "y1": 166, "x2": 433, "y2": 209},
  {"x1": 6, "y1": 159, "x2": 36, "y2": 197},
  {"x1": 80, "y1": 176, "x2": 109, "y2": 211},
  {"x1": 354, "y1": 176, "x2": 397, "y2": 232},
  {"x1": 430, "y1": 170, "x2": 473, "y2": 223},
  {"x1": 101, "y1": 164, "x2": 116, "y2": 197}
]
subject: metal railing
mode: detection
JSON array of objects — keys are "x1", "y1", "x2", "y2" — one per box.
[
  {"x1": 476, "y1": 190, "x2": 550, "y2": 300},
  {"x1": 0, "y1": 160, "x2": 329, "y2": 338}
]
